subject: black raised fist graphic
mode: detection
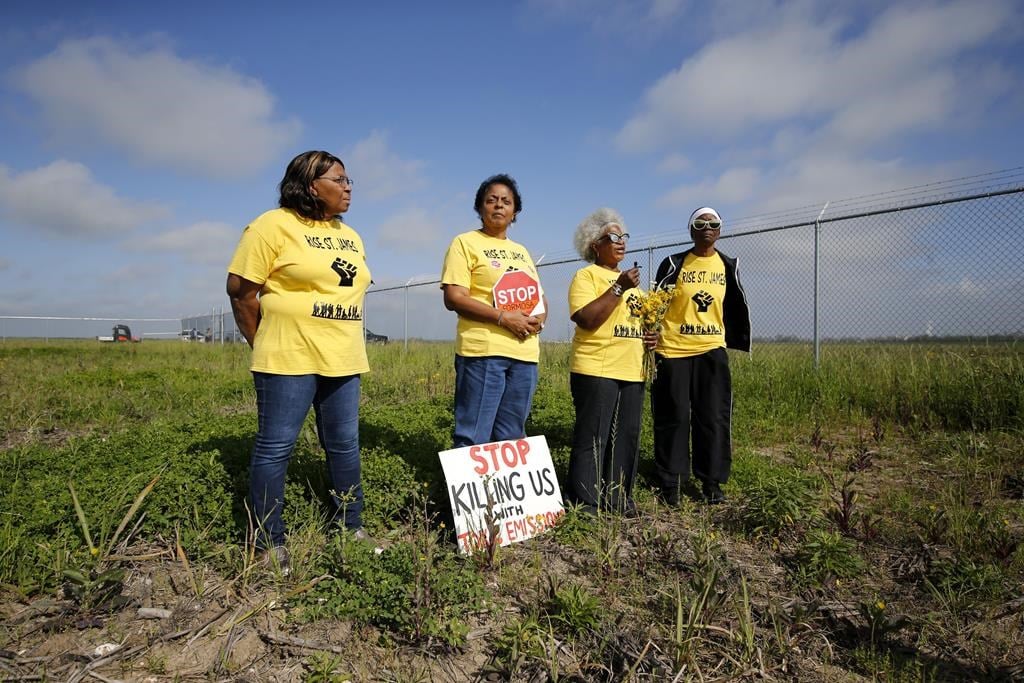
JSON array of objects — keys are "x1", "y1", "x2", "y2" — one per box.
[
  {"x1": 331, "y1": 258, "x2": 357, "y2": 287},
  {"x1": 626, "y1": 292, "x2": 642, "y2": 317},
  {"x1": 692, "y1": 290, "x2": 714, "y2": 313}
]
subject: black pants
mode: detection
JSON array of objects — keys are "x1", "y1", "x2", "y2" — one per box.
[
  {"x1": 567, "y1": 373, "x2": 644, "y2": 512},
  {"x1": 650, "y1": 348, "x2": 732, "y2": 489}
]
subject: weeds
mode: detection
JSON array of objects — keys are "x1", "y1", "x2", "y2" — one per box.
[
  {"x1": 793, "y1": 529, "x2": 865, "y2": 584},
  {"x1": 916, "y1": 505, "x2": 950, "y2": 545},
  {"x1": 824, "y1": 471, "x2": 859, "y2": 535},
  {"x1": 1, "y1": 340, "x2": 1022, "y2": 680},
  {"x1": 302, "y1": 512, "x2": 487, "y2": 647},
  {"x1": 69, "y1": 476, "x2": 158, "y2": 564},
  {"x1": 470, "y1": 475, "x2": 503, "y2": 570},
  {"x1": 62, "y1": 566, "x2": 128, "y2": 611},
  {"x1": 849, "y1": 646, "x2": 936, "y2": 682},
  {"x1": 491, "y1": 613, "x2": 551, "y2": 680},
  {"x1": 857, "y1": 598, "x2": 909, "y2": 647},
  {"x1": 925, "y1": 557, "x2": 1005, "y2": 620},
  {"x1": 303, "y1": 653, "x2": 350, "y2": 683},
  {"x1": 821, "y1": 469, "x2": 881, "y2": 541},
  {"x1": 732, "y1": 576, "x2": 757, "y2": 665},
  {"x1": 982, "y1": 514, "x2": 1020, "y2": 564},
  {"x1": 592, "y1": 511, "x2": 623, "y2": 577},
  {"x1": 848, "y1": 429, "x2": 877, "y2": 472},
  {"x1": 546, "y1": 580, "x2": 604, "y2": 636},
  {"x1": 737, "y1": 472, "x2": 817, "y2": 536}
]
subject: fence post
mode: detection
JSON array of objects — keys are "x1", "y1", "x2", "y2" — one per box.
[
  {"x1": 813, "y1": 201, "x2": 829, "y2": 369},
  {"x1": 404, "y1": 278, "x2": 413, "y2": 352}
]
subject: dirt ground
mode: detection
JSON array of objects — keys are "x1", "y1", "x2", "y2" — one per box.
[{"x1": 3, "y1": 439, "x2": 1023, "y2": 682}]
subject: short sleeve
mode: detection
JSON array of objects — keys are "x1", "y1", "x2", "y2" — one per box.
[
  {"x1": 568, "y1": 268, "x2": 601, "y2": 316},
  {"x1": 227, "y1": 224, "x2": 276, "y2": 285},
  {"x1": 440, "y1": 236, "x2": 472, "y2": 288}
]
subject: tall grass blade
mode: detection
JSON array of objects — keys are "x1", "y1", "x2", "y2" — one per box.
[
  {"x1": 68, "y1": 481, "x2": 96, "y2": 556},
  {"x1": 106, "y1": 475, "x2": 159, "y2": 555}
]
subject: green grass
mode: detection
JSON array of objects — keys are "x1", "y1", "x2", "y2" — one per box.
[{"x1": 1, "y1": 338, "x2": 1022, "y2": 679}]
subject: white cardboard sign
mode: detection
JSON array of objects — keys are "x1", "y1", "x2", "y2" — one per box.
[{"x1": 439, "y1": 436, "x2": 564, "y2": 554}]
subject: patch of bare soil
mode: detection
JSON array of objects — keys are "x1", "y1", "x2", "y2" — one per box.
[
  {"x1": 1, "y1": 553, "x2": 505, "y2": 682},
  {"x1": 0, "y1": 426, "x2": 80, "y2": 452}
]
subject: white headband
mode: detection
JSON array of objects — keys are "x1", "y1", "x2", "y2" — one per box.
[{"x1": 688, "y1": 207, "x2": 722, "y2": 229}]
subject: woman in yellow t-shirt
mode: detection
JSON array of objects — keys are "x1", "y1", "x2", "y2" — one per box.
[
  {"x1": 227, "y1": 150, "x2": 375, "y2": 567},
  {"x1": 441, "y1": 174, "x2": 548, "y2": 448},
  {"x1": 567, "y1": 208, "x2": 658, "y2": 516}
]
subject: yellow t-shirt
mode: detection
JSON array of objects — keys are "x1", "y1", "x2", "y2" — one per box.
[
  {"x1": 227, "y1": 208, "x2": 371, "y2": 376},
  {"x1": 657, "y1": 252, "x2": 727, "y2": 358},
  {"x1": 569, "y1": 264, "x2": 644, "y2": 382},
  {"x1": 440, "y1": 229, "x2": 541, "y2": 362}
]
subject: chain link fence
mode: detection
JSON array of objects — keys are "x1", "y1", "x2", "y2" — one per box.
[
  {"x1": 365, "y1": 176, "x2": 1024, "y2": 351},
  {"x1": 5, "y1": 174, "x2": 1020, "y2": 350},
  {"x1": 0, "y1": 316, "x2": 181, "y2": 341},
  {"x1": 0, "y1": 312, "x2": 241, "y2": 343}
]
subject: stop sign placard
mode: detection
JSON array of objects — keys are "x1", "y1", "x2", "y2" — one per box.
[{"x1": 493, "y1": 270, "x2": 543, "y2": 315}]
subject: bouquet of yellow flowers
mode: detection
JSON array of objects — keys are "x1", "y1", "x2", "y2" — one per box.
[{"x1": 630, "y1": 284, "x2": 676, "y2": 382}]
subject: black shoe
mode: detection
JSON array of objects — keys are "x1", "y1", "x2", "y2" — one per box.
[
  {"x1": 660, "y1": 487, "x2": 680, "y2": 506},
  {"x1": 702, "y1": 482, "x2": 725, "y2": 505}
]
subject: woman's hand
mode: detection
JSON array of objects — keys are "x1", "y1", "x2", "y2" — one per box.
[
  {"x1": 616, "y1": 266, "x2": 642, "y2": 292},
  {"x1": 642, "y1": 330, "x2": 660, "y2": 350},
  {"x1": 500, "y1": 310, "x2": 542, "y2": 338}
]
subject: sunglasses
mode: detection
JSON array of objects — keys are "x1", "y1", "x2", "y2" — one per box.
[
  {"x1": 599, "y1": 232, "x2": 630, "y2": 244},
  {"x1": 692, "y1": 219, "x2": 721, "y2": 231}
]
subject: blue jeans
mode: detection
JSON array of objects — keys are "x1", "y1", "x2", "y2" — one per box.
[
  {"x1": 250, "y1": 372, "x2": 362, "y2": 548},
  {"x1": 453, "y1": 355, "x2": 538, "y2": 448}
]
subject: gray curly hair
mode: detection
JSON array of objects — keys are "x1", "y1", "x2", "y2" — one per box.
[{"x1": 573, "y1": 208, "x2": 627, "y2": 263}]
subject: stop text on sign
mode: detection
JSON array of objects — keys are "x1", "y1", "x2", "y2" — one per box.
[
  {"x1": 493, "y1": 270, "x2": 542, "y2": 314},
  {"x1": 469, "y1": 439, "x2": 530, "y2": 475}
]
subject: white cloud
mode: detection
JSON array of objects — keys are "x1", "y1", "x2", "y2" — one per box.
[
  {"x1": 98, "y1": 262, "x2": 169, "y2": 286},
  {"x1": 656, "y1": 153, "x2": 691, "y2": 174},
  {"x1": 646, "y1": 153, "x2": 955, "y2": 246},
  {"x1": 127, "y1": 221, "x2": 240, "y2": 266},
  {"x1": 345, "y1": 130, "x2": 427, "y2": 201},
  {"x1": 616, "y1": 0, "x2": 1016, "y2": 152},
  {"x1": 658, "y1": 167, "x2": 761, "y2": 208},
  {"x1": 375, "y1": 207, "x2": 444, "y2": 254},
  {"x1": 528, "y1": 0, "x2": 689, "y2": 35},
  {"x1": 0, "y1": 160, "x2": 169, "y2": 237},
  {"x1": 955, "y1": 277, "x2": 986, "y2": 297},
  {"x1": 14, "y1": 37, "x2": 301, "y2": 177},
  {"x1": 744, "y1": 154, "x2": 954, "y2": 219}
]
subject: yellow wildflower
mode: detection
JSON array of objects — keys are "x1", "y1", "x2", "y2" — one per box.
[{"x1": 629, "y1": 285, "x2": 677, "y2": 382}]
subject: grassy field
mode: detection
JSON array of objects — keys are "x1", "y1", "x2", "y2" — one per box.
[{"x1": 0, "y1": 339, "x2": 1022, "y2": 681}]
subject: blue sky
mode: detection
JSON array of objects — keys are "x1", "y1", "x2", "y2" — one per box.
[{"x1": 1, "y1": 0, "x2": 1022, "y2": 337}]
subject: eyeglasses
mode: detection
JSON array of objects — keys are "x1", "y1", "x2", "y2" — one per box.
[
  {"x1": 692, "y1": 219, "x2": 721, "y2": 231},
  {"x1": 320, "y1": 176, "x2": 354, "y2": 187},
  {"x1": 599, "y1": 232, "x2": 630, "y2": 244}
]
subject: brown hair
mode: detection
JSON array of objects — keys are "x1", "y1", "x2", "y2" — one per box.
[{"x1": 278, "y1": 150, "x2": 345, "y2": 220}]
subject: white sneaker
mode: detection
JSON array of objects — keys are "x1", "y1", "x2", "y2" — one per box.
[
  {"x1": 258, "y1": 546, "x2": 291, "y2": 575},
  {"x1": 351, "y1": 528, "x2": 385, "y2": 555}
]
